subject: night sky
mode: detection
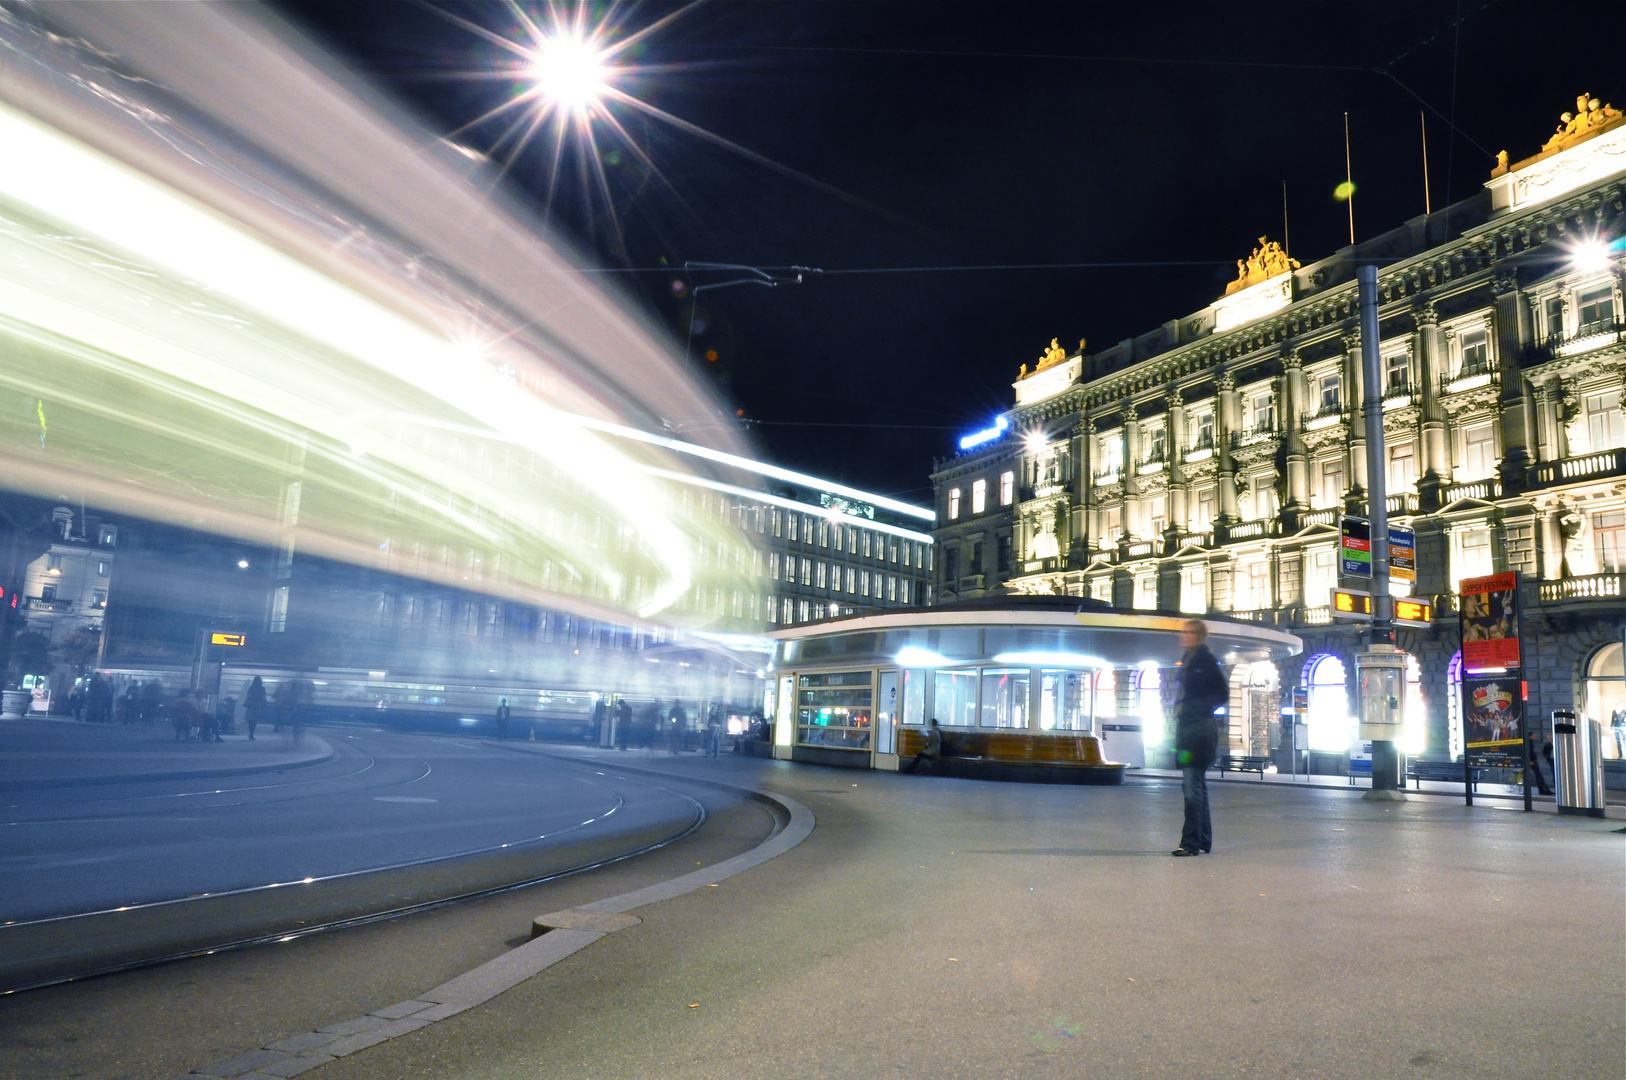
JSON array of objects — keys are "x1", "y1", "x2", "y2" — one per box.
[{"x1": 279, "y1": 1, "x2": 1619, "y2": 504}]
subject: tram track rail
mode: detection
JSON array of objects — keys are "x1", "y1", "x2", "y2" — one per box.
[{"x1": 0, "y1": 744, "x2": 722, "y2": 994}]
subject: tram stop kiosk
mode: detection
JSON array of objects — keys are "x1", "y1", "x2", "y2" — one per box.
[
  {"x1": 1552, "y1": 708, "x2": 1605, "y2": 818},
  {"x1": 1356, "y1": 645, "x2": 1406, "y2": 798}
]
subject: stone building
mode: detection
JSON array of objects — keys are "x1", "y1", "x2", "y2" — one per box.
[{"x1": 931, "y1": 95, "x2": 1626, "y2": 775}]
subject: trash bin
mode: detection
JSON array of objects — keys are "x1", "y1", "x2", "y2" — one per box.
[{"x1": 1552, "y1": 709, "x2": 1605, "y2": 818}]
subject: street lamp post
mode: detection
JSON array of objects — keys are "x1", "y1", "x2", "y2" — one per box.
[
  {"x1": 1356, "y1": 263, "x2": 1406, "y2": 799},
  {"x1": 682, "y1": 262, "x2": 820, "y2": 363}
]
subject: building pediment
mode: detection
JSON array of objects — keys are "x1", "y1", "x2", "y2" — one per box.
[{"x1": 1488, "y1": 93, "x2": 1626, "y2": 213}]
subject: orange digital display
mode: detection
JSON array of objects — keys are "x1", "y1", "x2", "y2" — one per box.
[
  {"x1": 209, "y1": 632, "x2": 246, "y2": 647},
  {"x1": 1331, "y1": 588, "x2": 1373, "y2": 617},
  {"x1": 1392, "y1": 599, "x2": 1433, "y2": 625}
]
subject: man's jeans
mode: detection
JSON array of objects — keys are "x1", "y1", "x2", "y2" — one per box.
[{"x1": 1180, "y1": 765, "x2": 1212, "y2": 853}]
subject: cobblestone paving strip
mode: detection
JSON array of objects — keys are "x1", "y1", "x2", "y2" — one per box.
[{"x1": 181, "y1": 785, "x2": 813, "y2": 1078}]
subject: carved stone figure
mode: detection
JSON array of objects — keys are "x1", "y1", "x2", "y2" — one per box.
[
  {"x1": 1541, "y1": 93, "x2": 1624, "y2": 154},
  {"x1": 1224, "y1": 236, "x2": 1300, "y2": 296}
]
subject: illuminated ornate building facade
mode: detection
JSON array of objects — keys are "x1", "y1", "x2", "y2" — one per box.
[{"x1": 931, "y1": 96, "x2": 1626, "y2": 775}]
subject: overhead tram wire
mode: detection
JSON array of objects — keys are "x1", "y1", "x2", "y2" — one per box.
[{"x1": 556, "y1": 258, "x2": 1233, "y2": 276}]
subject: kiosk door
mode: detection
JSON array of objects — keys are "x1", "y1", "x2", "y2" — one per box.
[{"x1": 876, "y1": 670, "x2": 898, "y2": 757}]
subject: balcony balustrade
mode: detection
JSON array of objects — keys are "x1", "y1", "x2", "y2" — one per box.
[
  {"x1": 1299, "y1": 508, "x2": 1338, "y2": 528},
  {"x1": 1441, "y1": 477, "x2": 1502, "y2": 503},
  {"x1": 1385, "y1": 493, "x2": 1417, "y2": 515},
  {"x1": 1304, "y1": 404, "x2": 1343, "y2": 431},
  {"x1": 1182, "y1": 435, "x2": 1216, "y2": 463},
  {"x1": 1225, "y1": 519, "x2": 1274, "y2": 541},
  {"x1": 1112, "y1": 540, "x2": 1157, "y2": 563},
  {"x1": 1440, "y1": 360, "x2": 1496, "y2": 396},
  {"x1": 1522, "y1": 321, "x2": 1625, "y2": 366},
  {"x1": 1232, "y1": 424, "x2": 1276, "y2": 448},
  {"x1": 1298, "y1": 606, "x2": 1332, "y2": 626},
  {"x1": 1527, "y1": 447, "x2": 1626, "y2": 488},
  {"x1": 1538, "y1": 573, "x2": 1623, "y2": 603},
  {"x1": 24, "y1": 596, "x2": 75, "y2": 614}
]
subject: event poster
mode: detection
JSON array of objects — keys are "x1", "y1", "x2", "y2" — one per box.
[
  {"x1": 1461, "y1": 674, "x2": 1523, "y2": 766},
  {"x1": 1459, "y1": 571, "x2": 1521, "y2": 672}
]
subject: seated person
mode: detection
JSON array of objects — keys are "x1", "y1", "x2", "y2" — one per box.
[{"x1": 904, "y1": 718, "x2": 943, "y2": 774}]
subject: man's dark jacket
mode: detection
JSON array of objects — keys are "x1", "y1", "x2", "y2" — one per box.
[{"x1": 1175, "y1": 644, "x2": 1228, "y2": 766}]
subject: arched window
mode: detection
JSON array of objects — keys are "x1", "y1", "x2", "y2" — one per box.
[
  {"x1": 1585, "y1": 642, "x2": 1625, "y2": 760},
  {"x1": 1303, "y1": 653, "x2": 1350, "y2": 752},
  {"x1": 1137, "y1": 666, "x2": 1164, "y2": 745}
]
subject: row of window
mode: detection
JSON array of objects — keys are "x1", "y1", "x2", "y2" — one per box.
[
  {"x1": 947, "y1": 471, "x2": 1015, "y2": 520},
  {"x1": 1068, "y1": 510, "x2": 1625, "y2": 614},
  {"x1": 766, "y1": 508, "x2": 928, "y2": 566},
  {"x1": 771, "y1": 553, "x2": 921, "y2": 602}
]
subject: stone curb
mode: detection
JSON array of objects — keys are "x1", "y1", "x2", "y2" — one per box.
[{"x1": 182, "y1": 769, "x2": 814, "y2": 1078}]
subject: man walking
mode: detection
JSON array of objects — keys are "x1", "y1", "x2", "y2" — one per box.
[
  {"x1": 495, "y1": 698, "x2": 511, "y2": 741},
  {"x1": 1172, "y1": 619, "x2": 1228, "y2": 857}
]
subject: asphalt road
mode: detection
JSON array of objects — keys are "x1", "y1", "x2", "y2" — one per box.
[
  {"x1": 0, "y1": 728, "x2": 719, "y2": 989},
  {"x1": 2, "y1": 751, "x2": 1621, "y2": 1080}
]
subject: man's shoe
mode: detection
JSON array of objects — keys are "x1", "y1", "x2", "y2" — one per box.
[{"x1": 1171, "y1": 848, "x2": 1200, "y2": 857}]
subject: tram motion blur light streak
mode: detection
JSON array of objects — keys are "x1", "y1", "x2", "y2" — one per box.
[{"x1": 0, "y1": 97, "x2": 714, "y2": 622}]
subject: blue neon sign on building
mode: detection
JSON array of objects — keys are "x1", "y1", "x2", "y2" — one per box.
[{"x1": 959, "y1": 416, "x2": 1008, "y2": 451}]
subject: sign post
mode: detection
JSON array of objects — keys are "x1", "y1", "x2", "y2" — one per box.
[{"x1": 1354, "y1": 265, "x2": 1402, "y2": 798}]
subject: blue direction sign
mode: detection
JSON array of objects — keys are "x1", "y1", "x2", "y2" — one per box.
[{"x1": 1389, "y1": 525, "x2": 1416, "y2": 585}]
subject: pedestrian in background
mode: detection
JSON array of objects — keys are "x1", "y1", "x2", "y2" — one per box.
[
  {"x1": 69, "y1": 681, "x2": 86, "y2": 721},
  {"x1": 1172, "y1": 619, "x2": 1227, "y2": 857},
  {"x1": 1526, "y1": 734, "x2": 1554, "y2": 796},
  {"x1": 244, "y1": 676, "x2": 266, "y2": 740},
  {"x1": 118, "y1": 683, "x2": 137, "y2": 724},
  {"x1": 668, "y1": 701, "x2": 687, "y2": 755},
  {"x1": 495, "y1": 697, "x2": 511, "y2": 740},
  {"x1": 139, "y1": 679, "x2": 162, "y2": 727}
]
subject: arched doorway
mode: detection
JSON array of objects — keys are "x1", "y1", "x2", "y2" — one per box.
[
  {"x1": 1303, "y1": 653, "x2": 1351, "y2": 753},
  {"x1": 1585, "y1": 642, "x2": 1624, "y2": 759},
  {"x1": 1230, "y1": 661, "x2": 1281, "y2": 756}
]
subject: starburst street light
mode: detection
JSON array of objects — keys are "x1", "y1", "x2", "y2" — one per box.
[{"x1": 525, "y1": 30, "x2": 611, "y2": 115}]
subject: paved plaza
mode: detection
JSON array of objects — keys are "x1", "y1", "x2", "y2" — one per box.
[{"x1": 4, "y1": 747, "x2": 1620, "y2": 1080}]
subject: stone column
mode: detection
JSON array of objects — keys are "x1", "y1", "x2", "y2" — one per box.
[
  {"x1": 1122, "y1": 402, "x2": 1143, "y2": 538},
  {"x1": 1531, "y1": 381, "x2": 1558, "y2": 463},
  {"x1": 1493, "y1": 275, "x2": 1533, "y2": 495},
  {"x1": 1282, "y1": 348, "x2": 1309, "y2": 522},
  {"x1": 1343, "y1": 332, "x2": 1367, "y2": 508},
  {"x1": 1166, "y1": 386, "x2": 1188, "y2": 533},
  {"x1": 1216, "y1": 369, "x2": 1240, "y2": 531},
  {"x1": 1415, "y1": 301, "x2": 1448, "y2": 511}
]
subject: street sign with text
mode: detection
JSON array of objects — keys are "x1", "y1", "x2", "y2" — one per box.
[
  {"x1": 1388, "y1": 525, "x2": 1416, "y2": 585},
  {"x1": 1340, "y1": 516, "x2": 1372, "y2": 577}
]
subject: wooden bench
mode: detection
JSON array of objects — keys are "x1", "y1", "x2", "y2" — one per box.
[
  {"x1": 1210, "y1": 755, "x2": 1272, "y2": 778},
  {"x1": 895, "y1": 728, "x2": 1126, "y2": 785},
  {"x1": 1407, "y1": 759, "x2": 1480, "y2": 790}
]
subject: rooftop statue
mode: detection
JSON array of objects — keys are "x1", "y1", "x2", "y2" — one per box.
[
  {"x1": 1223, "y1": 236, "x2": 1299, "y2": 297},
  {"x1": 1542, "y1": 93, "x2": 1624, "y2": 154},
  {"x1": 1493, "y1": 93, "x2": 1625, "y2": 176}
]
